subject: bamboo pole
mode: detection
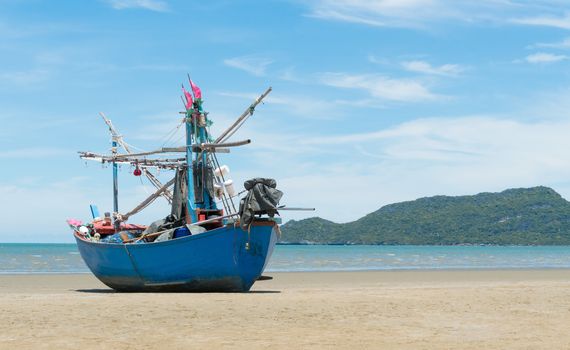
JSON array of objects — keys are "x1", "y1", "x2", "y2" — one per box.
[
  {"x1": 120, "y1": 177, "x2": 176, "y2": 220},
  {"x1": 274, "y1": 207, "x2": 316, "y2": 211},
  {"x1": 107, "y1": 141, "x2": 243, "y2": 159},
  {"x1": 198, "y1": 139, "x2": 251, "y2": 149},
  {"x1": 215, "y1": 87, "x2": 272, "y2": 143},
  {"x1": 112, "y1": 148, "x2": 186, "y2": 158}
]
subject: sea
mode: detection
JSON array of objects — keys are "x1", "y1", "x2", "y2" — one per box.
[{"x1": 1, "y1": 244, "x2": 570, "y2": 274}]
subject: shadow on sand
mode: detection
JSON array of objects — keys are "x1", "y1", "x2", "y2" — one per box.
[
  {"x1": 74, "y1": 289, "x2": 281, "y2": 294},
  {"x1": 75, "y1": 289, "x2": 117, "y2": 293}
]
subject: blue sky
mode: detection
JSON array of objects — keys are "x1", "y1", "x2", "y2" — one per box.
[{"x1": 2, "y1": 0, "x2": 570, "y2": 242}]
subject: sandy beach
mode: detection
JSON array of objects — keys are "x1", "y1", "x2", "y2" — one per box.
[{"x1": 1, "y1": 270, "x2": 570, "y2": 349}]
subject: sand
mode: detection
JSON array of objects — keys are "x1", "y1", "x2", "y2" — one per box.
[{"x1": 1, "y1": 270, "x2": 570, "y2": 349}]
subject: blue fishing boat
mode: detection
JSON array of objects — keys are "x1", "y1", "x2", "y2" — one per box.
[
  {"x1": 74, "y1": 221, "x2": 278, "y2": 292},
  {"x1": 69, "y1": 78, "x2": 291, "y2": 292}
]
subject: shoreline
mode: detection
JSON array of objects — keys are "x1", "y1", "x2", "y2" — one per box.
[
  {"x1": 1, "y1": 268, "x2": 570, "y2": 292},
  {"x1": 3, "y1": 265, "x2": 570, "y2": 276},
  {"x1": 276, "y1": 242, "x2": 570, "y2": 246}
]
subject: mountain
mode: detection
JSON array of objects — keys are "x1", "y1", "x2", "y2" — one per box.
[{"x1": 279, "y1": 186, "x2": 570, "y2": 245}]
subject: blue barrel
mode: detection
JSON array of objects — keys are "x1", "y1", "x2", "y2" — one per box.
[{"x1": 173, "y1": 226, "x2": 191, "y2": 239}]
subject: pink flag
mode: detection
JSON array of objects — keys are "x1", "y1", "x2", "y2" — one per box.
[
  {"x1": 182, "y1": 86, "x2": 193, "y2": 109},
  {"x1": 66, "y1": 218, "x2": 83, "y2": 227},
  {"x1": 189, "y1": 79, "x2": 202, "y2": 99}
]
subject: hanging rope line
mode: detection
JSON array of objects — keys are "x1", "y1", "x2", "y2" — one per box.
[
  {"x1": 160, "y1": 118, "x2": 185, "y2": 148},
  {"x1": 98, "y1": 112, "x2": 173, "y2": 203}
]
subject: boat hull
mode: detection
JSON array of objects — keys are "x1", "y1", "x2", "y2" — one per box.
[{"x1": 75, "y1": 221, "x2": 277, "y2": 292}]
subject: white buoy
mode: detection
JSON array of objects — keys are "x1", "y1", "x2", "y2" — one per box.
[
  {"x1": 214, "y1": 183, "x2": 224, "y2": 199},
  {"x1": 79, "y1": 226, "x2": 89, "y2": 234},
  {"x1": 224, "y1": 179, "x2": 236, "y2": 197},
  {"x1": 214, "y1": 165, "x2": 230, "y2": 178}
]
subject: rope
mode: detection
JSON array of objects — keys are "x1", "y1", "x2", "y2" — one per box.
[
  {"x1": 122, "y1": 140, "x2": 146, "y2": 152},
  {"x1": 160, "y1": 119, "x2": 185, "y2": 148},
  {"x1": 219, "y1": 116, "x2": 249, "y2": 144}
]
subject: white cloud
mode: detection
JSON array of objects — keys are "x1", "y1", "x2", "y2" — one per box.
[
  {"x1": 218, "y1": 91, "x2": 386, "y2": 123},
  {"x1": 520, "y1": 87, "x2": 570, "y2": 120},
  {"x1": 305, "y1": 1, "x2": 570, "y2": 29},
  {"x1": 0, "y1": 21, "x2": 83, "y2": 39},
  {"x1": 270, "y1": 116, "x2": 570, "y2": 223},
  {"x1": 0, "y1": 147, "x2": 70, "y2": 159},
  {"x1": 308, "y1": 8, "x2": 388, "y2": 27},
  {"x1": 532, "y1": 37, "x2": 570, "y2": 49},
  {"x1": 525, "y1": 52, "x2": 568, "y2": 64},
  {"x1": 0, "y1": 69, "x2": 50, "y2": 86},
  {"x1": 223, "y1": 55, "x2": 273, "y2": 77},
  {"x1": 511, "y1": 13, "x2": 570, "y2": 30},
  {"x1": 319, "y1": 72, "x2": 441, "y2": 102},
  {"x1": 35, "y1": 51, "x2": 66, "y2": 65},
  {"x1": 277, "y1": 67, "x2": 304, "y2": 83},
  {"x1": 401, "y1": 60, "x2": 464, "y2": 76},
  {"x1": 0, "y1": 176, "x2": 172, "y2": 242},
  {"x1": 105, "y1": 0, "x2": 169, "y2": 12},
  {"x1": 368, "y1": 55, "x2": 390, "y2": 65},
  {"x1": 306, "y1": 0, "x2": 445, "y2": 28}
]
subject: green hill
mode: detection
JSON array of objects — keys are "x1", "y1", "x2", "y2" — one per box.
[{"x1": 279, "y1": 186, "x2": 570, "y2": 245}]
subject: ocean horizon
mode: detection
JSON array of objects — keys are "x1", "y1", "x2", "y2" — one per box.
[{"x1": 1, "y1": 243, "x2": 570, "y2": 274}]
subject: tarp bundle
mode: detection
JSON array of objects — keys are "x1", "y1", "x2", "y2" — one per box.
[
  {"x1": 192, "y1": 162, "x2": 215, "y2": 204},
  {"x1": 170, "y1": 167, "x2": 188, "y2": 221},
  {"x1": 238, "y1": 178, "x2": 283, "y2": 230}
]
